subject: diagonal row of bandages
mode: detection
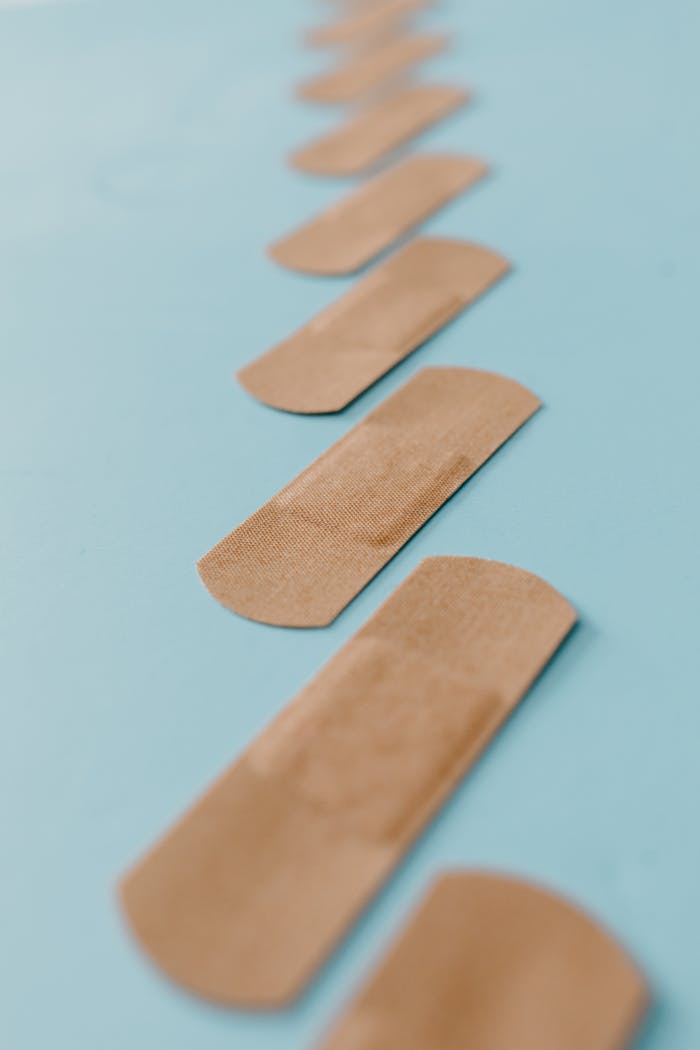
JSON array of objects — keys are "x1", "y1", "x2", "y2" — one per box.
[{"x1": 119, "y1": 2, "x2": 649, "y2": 1046}]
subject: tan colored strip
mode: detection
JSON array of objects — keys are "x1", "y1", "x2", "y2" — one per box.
[
  {"x1": 244, "y1": 238, "x2": 507, "y2": 409},
  {"x1": 269, "y1": 159, "x2": 489, "y2": 276},
  {"x1": 318, "y1": 872, "x2": 648, "y2": 1050},
  {"x1": 319, "y1": 0, "x2": 410, "y2": 10},
  {"x1": 120, "y1": 559, "x2": 576, "y2": 1006},
  {"x1": 290, "y1": 84, "x2": 469, "y2": 176},
  {"x1": 199, "y1": 368, "x2": 539, "y2": 627},
  {"x1": 307, "y1": 0, "x2": 432, "y2": 48},
  {"x1": 299, "y1": 33, "x2": 447, "y2": 105}
]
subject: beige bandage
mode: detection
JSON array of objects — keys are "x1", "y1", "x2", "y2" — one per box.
[
  {"x1": 318, "y1": 872, "x2": 648, "y2": 1050},
  {"x1": 200, "y1": 368, "x2": 538, "y2": 627},
  {"x1": 307, "y1": 0, "x2": 432, "y2": 49},
  {"x1": 269, "y1": 158, "x2": 488, "y2": 276},
  {"x1": 120, "y1": 558, "x2": 576, "y2": 1006},
  {"x1": 298, "y1": 33, "x2": 447, "y2": 105},
  {"x1": 290, "y1": 84, "x2": 469, "y2": 177},
  {"x1": 244, "y1": 237, "x2": 507, "y2": 407}
]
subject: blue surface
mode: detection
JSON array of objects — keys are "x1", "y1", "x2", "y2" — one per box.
[{"x1": 1, "y1": 0, "x2": 698, "y2": 1046}]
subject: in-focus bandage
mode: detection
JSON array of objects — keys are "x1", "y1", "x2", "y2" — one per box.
[{"x1": 201, "y1": 368, "x2": 538, "y2": 626}]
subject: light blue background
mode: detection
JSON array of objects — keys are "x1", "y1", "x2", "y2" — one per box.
[{"x1": 1, "y1": 0, "x2": 698, "y2": 1046}]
